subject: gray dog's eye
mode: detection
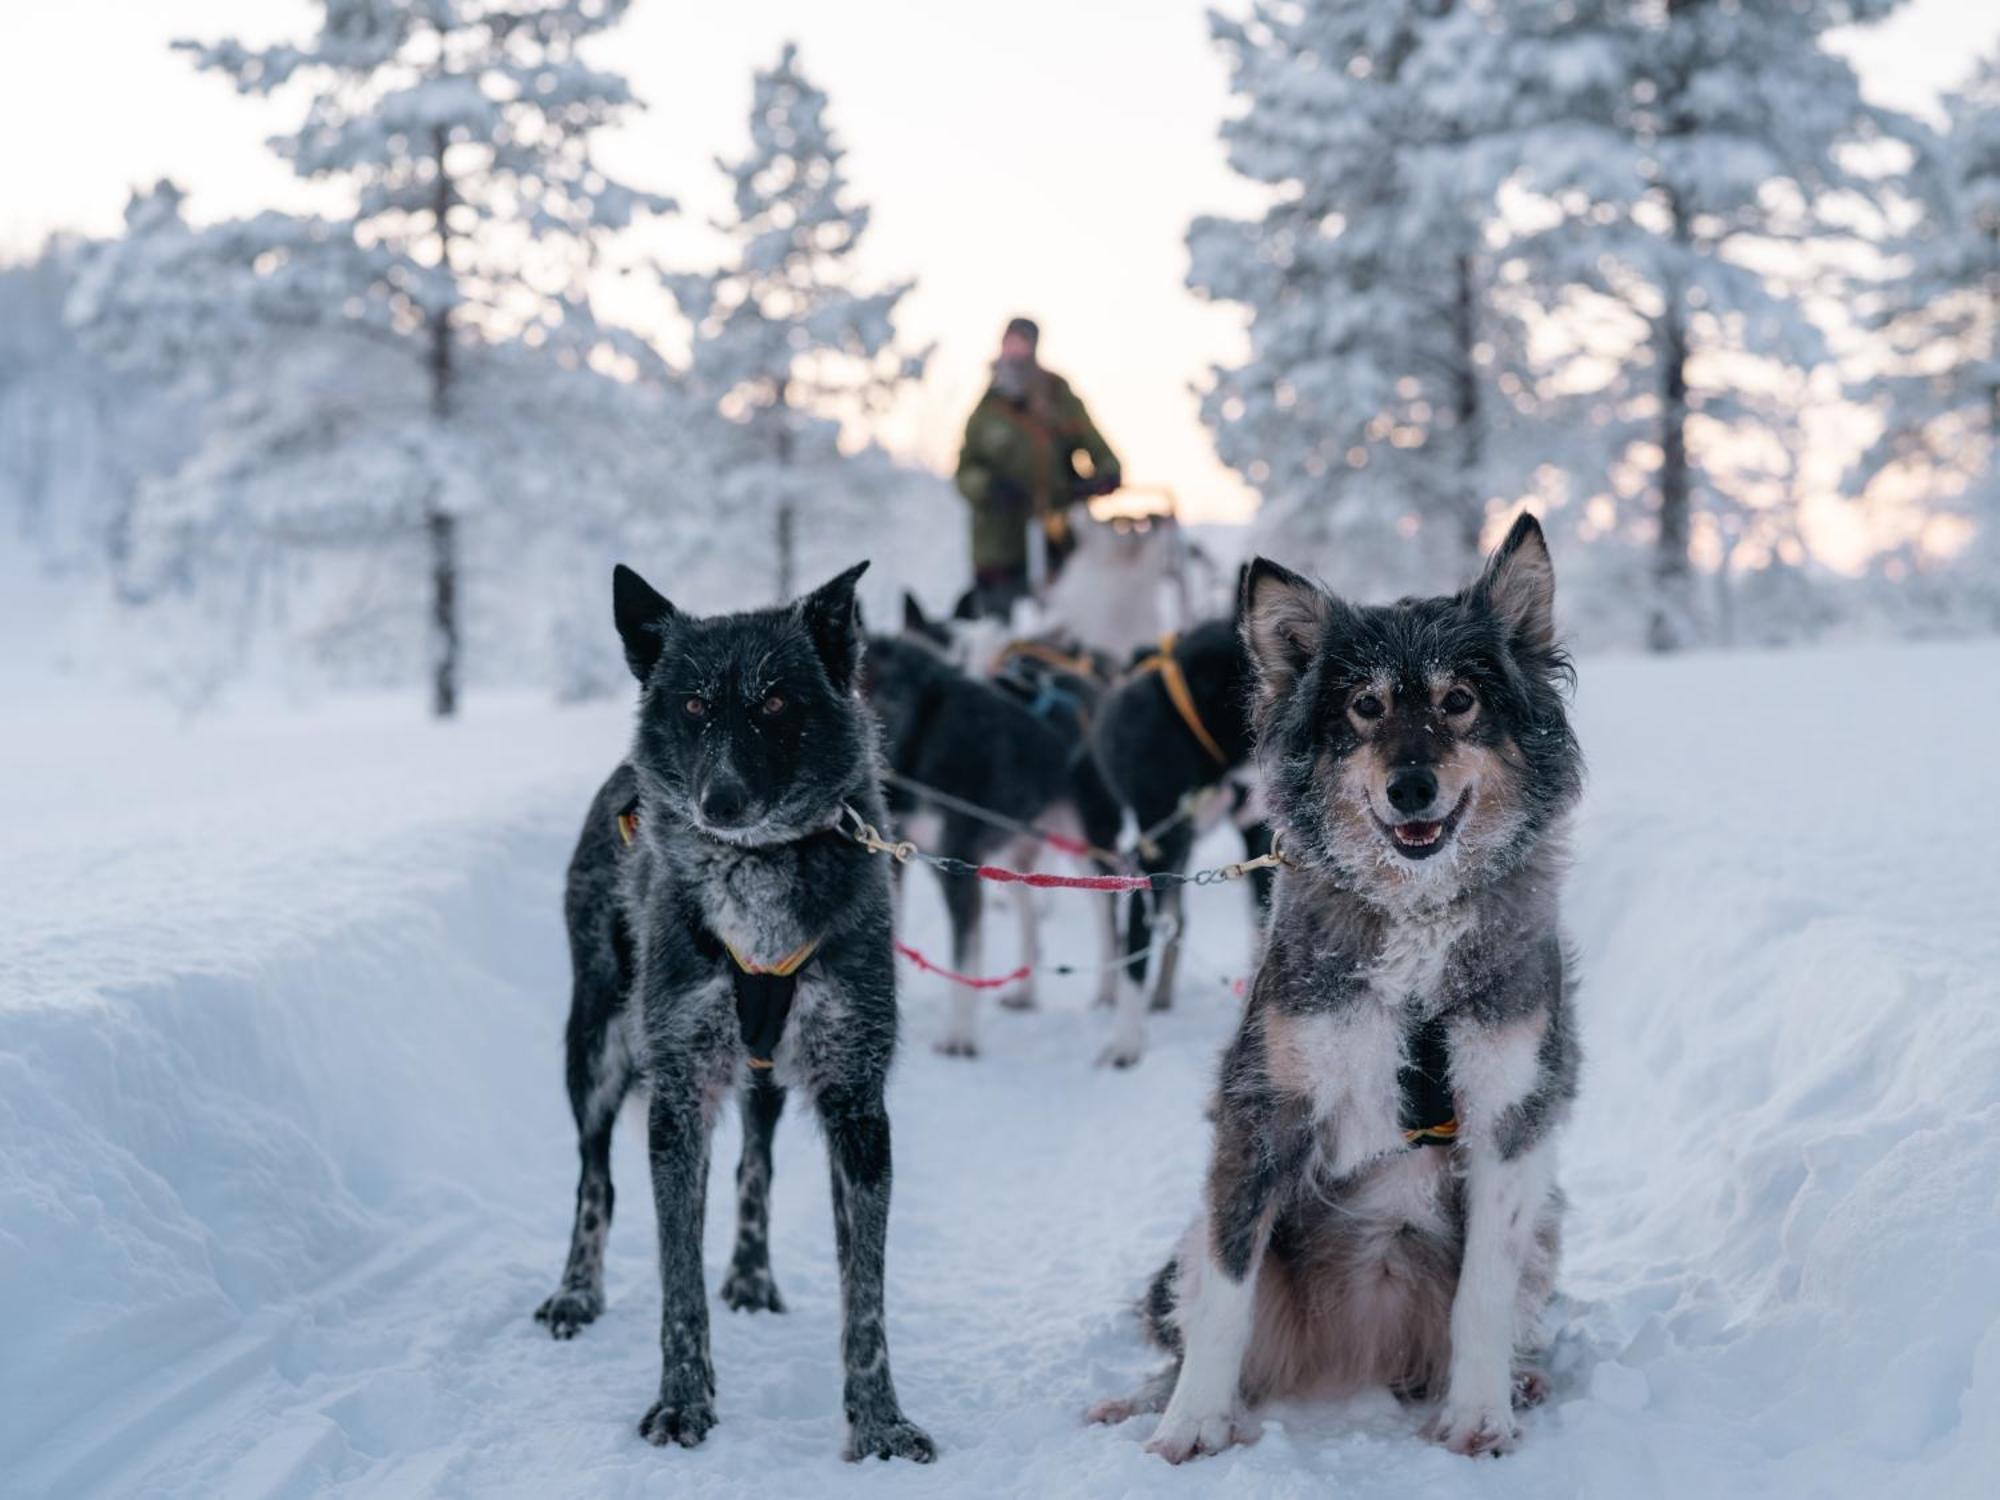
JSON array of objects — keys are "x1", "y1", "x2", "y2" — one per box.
[
  {"x1": 1351, "y1": 692, "x2": 1386, "y2": 720},
  {"x1": 760, "y1": 693, "x2": 786, "y2": 717},
  {"x1": 683, "y1": 697, "x2": 706, "y2": 718},
  {"x1": 1442, "y1": 686, "x2": 1476, "y2": 715}
]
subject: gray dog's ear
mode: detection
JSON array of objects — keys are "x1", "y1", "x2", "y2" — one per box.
[
  {"x1": 612, "y1": 564, "x2": 677, "y2": 682},
  {"x1": 1477, "y1": 512, "x2": 1555, "y2": 652},
  {"x1": 800, "y1": 560, "x2": 870, "y2": 692},
  {"x1": 901, "y1": 590, "x2": 930, "y2": 634},
  {"x1": 1240, "y1": 556, "x2": 1331, "y2": 708}
]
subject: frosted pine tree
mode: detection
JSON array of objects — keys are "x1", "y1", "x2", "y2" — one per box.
[
  {"x1": 663, "y1": 42, "x2": 926, "y2": 601},
  {"x1": 1510, "y1": 0, "x2": 1907, "y2": 648},
  {"x1": 69, "y1": 0, "x2": 672, "y2": 714},
  {"x1": 1850, "y1": 50, "x2": 2000, "y2": 610},
  {"x1": 1189, "y1": 1, "x2": 1556, "y2": 600}
]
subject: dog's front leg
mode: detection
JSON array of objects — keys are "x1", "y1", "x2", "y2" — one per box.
[
  {"x1": 818, "y1": 1084, "x2": 935, "y2": 1463},
  {"x1": 935, "y1": 869, "x2": 983, "y2": 1057},
  {"x1": 1146, "y1": 1060, "x2": 1300, "y2": 1463},
  {"x1": 638, "y1": 1080, "x2": 718, "y2": 1448},
  {"x1": 719, "y1": 1071, "x2": 786, "y2": 1313},
  {"x1": 1433, "y1": 1137, "x2": 1556, "y2": 1457}
]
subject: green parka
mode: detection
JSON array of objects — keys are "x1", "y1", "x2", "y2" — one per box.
[{"x1": 953, "y1": 369, "x2": 1121, "y2": 571}]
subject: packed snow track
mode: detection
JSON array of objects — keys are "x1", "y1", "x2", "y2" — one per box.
[{"x1": 3, "y1": 644, "x2": 1996, "y2": 1498}]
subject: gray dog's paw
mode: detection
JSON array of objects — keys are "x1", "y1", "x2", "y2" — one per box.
[
  {"x1": 638, "y1": 1394, "x2": 717, "y2": 1448},
  {"x1": 719, "y1": 1263, "x2": 786, "y2": 1314},
  {"x1": 534, "y1": 1287, "x2": 602, "y2": 1339},
  {"x1": 846, "y1": 1415, "x2": 936, "y2": 1463}
]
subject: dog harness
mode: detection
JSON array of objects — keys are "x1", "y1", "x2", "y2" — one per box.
[
  {"x1": 616, "y1": 805, "x2": 820, "y2": 1071},
  {"x1": 996, "y1": 638, "x2": 1105, "y2": 683},
  {"x1": 1398, "y1": 1014, "x2": 1461, "y2": 1148},
  {"x1": 1133, "y1": 634, "x2": 1230, "y2": 767}
]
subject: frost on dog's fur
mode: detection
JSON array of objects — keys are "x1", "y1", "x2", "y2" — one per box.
[
  {"x1": 1096, "y1": 512, "x2": 1583, "y2": 1464},
  {"x1": 537, "y1": 560, "x2": 934, "y2": 1464}
]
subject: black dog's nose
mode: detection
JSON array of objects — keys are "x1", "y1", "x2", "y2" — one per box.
[
  {"x1": 1386, "y1": 766, "x2": 1439, "y2": 818},
  {"x1": 699, "y1": 777, "x2": 750, "y2": 826}
]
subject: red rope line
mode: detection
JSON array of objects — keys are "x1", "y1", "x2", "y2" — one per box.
[
  {"x1": 970, "y1": 864, "x2": 1153, "y2": 891},
  {"x1": 892, "y1": 940, "x2": 1031, "y2": 991}
]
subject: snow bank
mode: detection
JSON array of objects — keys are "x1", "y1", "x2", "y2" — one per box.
[{"x1": 2, "y1": 640, "x2": 1995, "y2": 1498}]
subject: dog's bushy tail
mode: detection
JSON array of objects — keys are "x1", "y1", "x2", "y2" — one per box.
[{"x1": 1140, "y1": 1256, "x2": 1181, "y2": 1354}]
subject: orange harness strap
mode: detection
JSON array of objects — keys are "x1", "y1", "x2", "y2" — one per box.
[
  {"x1": 997, "y1": 638, "x2": 1103, "y2": 682},
  {"x1": 1134, "y1": 633, "x2": 1229, "y2": 766},
  {"x1": 724, "y1": 938, "x2": 820, "y2": 979}
]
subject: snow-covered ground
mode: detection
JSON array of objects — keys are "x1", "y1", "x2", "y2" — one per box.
[{"x1": 3, "y1": 639, "x2": 1996, "y2": 1499}]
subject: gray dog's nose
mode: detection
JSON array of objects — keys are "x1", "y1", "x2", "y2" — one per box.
[
  {"x1": 699, "y1": 777, "x2": 750, "y2": 826},
  {"x1": 1386, "y1": 766, "x2": 1439, "y2": 818}
]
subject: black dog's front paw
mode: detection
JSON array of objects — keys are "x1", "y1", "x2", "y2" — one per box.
[
  {"x1": 719, "y1": 1262, "x2": 785, "y2": 1314},
  {"x1": 846, "y1": 1414, "x2": 936, "y2": 1463},
  {"x1": 638, "y1": 1392, "x2": 717, "y2": 1449},
  {"x1": 534, "y1": 1286, "x2": 602, "y2": 1339}
]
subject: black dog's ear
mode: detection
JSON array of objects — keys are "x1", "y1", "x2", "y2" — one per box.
[
  {"x1": 800, "y1": 560, "x2": 870, "y2": 692},
  {"x1": 902, "y1": 591, "x2": 930, "y2": 635},
  {"x1": 1240, "y1": 557, "x2": 1331, "y2": 708},
  {"x1": 612, "y1": 564, "x2": 677, "y2": 682},
  {"x1": 1478, "y1": 512, "x2": 1556, "y2": 652}
]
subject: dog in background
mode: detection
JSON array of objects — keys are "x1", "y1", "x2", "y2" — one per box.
[
  {"x1": 1090, "y1": 618, "x2": 1274, "y2": 1065},
  {"x1": 863, "y1": 627, "x2": 1124, "y2": 1054},
  {"x1": 535, "y1": 560, "x2": 933, "y2": 1464},
  {"x1": 1091, "y1": 514, "x2": 1583, "y2": 1462}
]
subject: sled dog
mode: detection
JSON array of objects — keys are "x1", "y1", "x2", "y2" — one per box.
[
  {"x1": 1092, "y1": 514, "x2": 1583, "y2": 1461},
  {"x1": 535, "y1": 561, "x2": 933, "y2": 1463}
]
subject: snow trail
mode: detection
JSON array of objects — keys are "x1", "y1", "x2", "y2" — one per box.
[{"x1": 3, "y1": 644, "x2": 1996, "y2": 1498}]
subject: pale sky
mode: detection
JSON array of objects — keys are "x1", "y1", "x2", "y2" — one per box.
[{"x1": 2, "y1": 0, "x2": 1994, "y2": 529}]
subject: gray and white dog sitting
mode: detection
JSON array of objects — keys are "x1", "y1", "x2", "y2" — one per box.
[
  {"x1": 1090, "y1": 513, "x2": 1583, "y2": 1462},
  {"x1": 534, "y1": 560, "x2": 933, "y2": 1464}
]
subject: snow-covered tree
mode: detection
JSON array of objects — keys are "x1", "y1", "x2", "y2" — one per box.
[
  {"x1": 0, "y1": 243, "x2": 191, "y2": 579},
  {"x1": 1190, "y1": 2, "x2": 1567, "y2": 599},
  {"x1": 663, "y1": 41, "x2": 926, "y2": 602},
  {"x1": 70, "y1": 0, "x2": 673, "y2": 715},
  {"x1": 1507, "y1": 0, "x2": 1908, "y2": 649},
  {"x1": 1849, "y1": 50, "x2": 2000, "y2": 610}
]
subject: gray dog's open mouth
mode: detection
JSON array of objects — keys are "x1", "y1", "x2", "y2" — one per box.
[{"x1": 1376, "y1": 790, "x2": 1471, "y2": 862}]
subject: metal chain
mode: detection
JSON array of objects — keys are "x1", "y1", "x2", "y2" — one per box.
[{"x1": 841, "y1": 804, "x2": 1285, "y2": 892}]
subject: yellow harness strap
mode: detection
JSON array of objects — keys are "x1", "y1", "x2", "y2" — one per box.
[
  {"x1": 1402, "y1": 1119, "x2": 1460, "y2": 1147},
  {"x1": 1135, "y1": 633, "x2": 1229, "y2": 766},
  {"x1": 998, "y1": 638, "x2": 1102, "y2": 682},
  {"x1": 725, "y1": 939, "x2": 820, "y2": 979}
]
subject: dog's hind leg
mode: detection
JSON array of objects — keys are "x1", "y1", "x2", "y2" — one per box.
[
  {"x1": 1099, "y1": 826, "x2": 1192, "y2": 1065},
  {"x1": 719, "y1": 1070, "x2": 787, "y2": 1313},
  {"x1": 934, "y1": 868, "x2": 984, "y2": 1057},
  {"x1": 1148, "y1": 882, "x2": 1186, "y2": 1014},
  {"x1": 1092, "y1": 891, "x2": 1121, "y2": 1009},
  {"x1": 997, "y1": 837, "x2": 1040, "y2": 1012},
  {"x1": 1087, "y1": 1361, "x2": 1179, "y2": 1425},
  {"x1": 535, "y1": 994, "x2": 632, "y2": 1339},
  {"x1": 818, "y1": 1083, "x2": 935, "y2": 1463}
]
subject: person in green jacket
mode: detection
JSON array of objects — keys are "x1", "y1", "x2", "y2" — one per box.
[{"x1": 953, "y1": 317, "x2": 1122, "y2": 620}]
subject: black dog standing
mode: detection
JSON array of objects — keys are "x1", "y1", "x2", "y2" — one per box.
[{"x1": 535, "y1": 560, "x2": 934, "y2": 1463}]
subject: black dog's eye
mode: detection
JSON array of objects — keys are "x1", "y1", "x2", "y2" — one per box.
[
  {"x1": 683, "y1": 697, "x2": 706, "y2": 719},
  {"x1": 1351, "y1": 692, "x2": 1386, "y2": 720},
  {"x1": 1441, "y1": 686, "x2": 1476, "y2": 715},
  {"x1": 760, "y1": 693, "x2": 786, "y2": 717}
]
